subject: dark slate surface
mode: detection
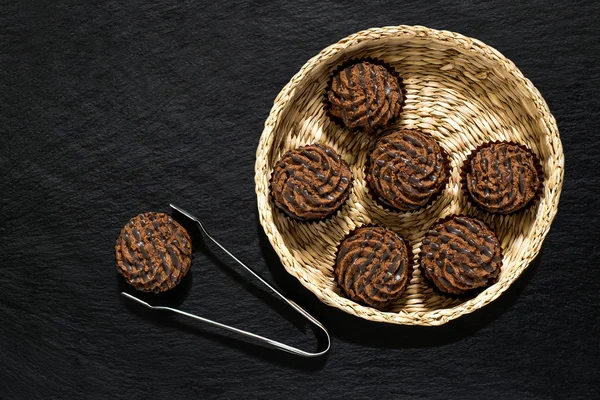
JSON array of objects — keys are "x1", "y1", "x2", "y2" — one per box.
[{"x1": 1, "y1": 0, "x2": 599, "y2": 398}]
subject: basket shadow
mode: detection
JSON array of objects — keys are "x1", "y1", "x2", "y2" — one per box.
[
  {"x1": 257, "y1": 216, "x2": 543, "y2": 348},
  {"x1": 118, "y1": 211, "x2": 328, "y2": 370}
]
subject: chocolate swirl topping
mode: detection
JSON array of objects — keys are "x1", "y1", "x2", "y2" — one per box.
[
  {"x1": 335, "y1": 226, "x2": 410, "y2": 309},
  {"x1": 465, "y1": 142, "x2": 541, "y2": 214},
  {"x1": 327, "y1": 61, "x2": 403, "y2": 132},
  {"x1": 270, "y1": 144, "x2": 352, "y2": 221},
  {"x1": 420, "y1": 216, "x2": 502, "y2": 295},
  {"x1": 366, "y1": 129, "x2": 448, "y2": 211},
  {"x1": 116, "y1": 212, "x2": 192, "y2": 293}
]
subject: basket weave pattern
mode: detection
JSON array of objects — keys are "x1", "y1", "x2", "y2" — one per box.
[{"x1": 255, "y1": 26, "x2": 564, "y2": 325}]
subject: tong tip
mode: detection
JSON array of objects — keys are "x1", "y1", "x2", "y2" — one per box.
[
  {"x1": 169, "y1": 204, "x2": 199, "y2": 223},
  {"x1": 121, "y1": 292, "x2": 151, "y2": 308}
]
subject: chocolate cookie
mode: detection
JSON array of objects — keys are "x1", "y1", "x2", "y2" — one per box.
[
  {"x1": 420, "y1": 216, "x2": 502, "y2": 295},
  {"x1": 327, "y1": 61, "x2": 403, "y2": 132},
  {"x1": 116, "y1": 212, "x2": 192, "y2": 293},
  {"x1": 270, "y1": 144, "x2": 352, "y2": 222},
  {"x1": 366, "y1": 129, "x2": 448, "y2": 211},
  {"x1": 335, "y1": 226, "x2": 411, "y2": 309},
  {"x1": 464, "y1": 142, "x2": 541, "y2": 214}
]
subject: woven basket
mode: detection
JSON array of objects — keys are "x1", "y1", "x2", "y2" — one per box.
[{"x1": 255, "y1": 26, "x2": 563, "y2": 326}]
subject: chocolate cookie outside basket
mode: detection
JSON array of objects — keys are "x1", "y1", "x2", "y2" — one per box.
[{"x1": 116, "y1": 212, "x2": 192, "y2": 293}]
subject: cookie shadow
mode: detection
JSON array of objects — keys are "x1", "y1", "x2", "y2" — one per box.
[{"x1": 257, "y1": 215, "x2": 543, "y2": 348}]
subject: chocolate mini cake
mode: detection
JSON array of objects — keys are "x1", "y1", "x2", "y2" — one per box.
[
  {"x1": 464, "y1": 142, "x2": 542, "y2": 214},
  {"x1": 420, "y1": 216, "x2": 502, "y2": 295},
  {"x1": 335, "y1": 226, "x2": 411, "y2": 309},
  {"x1": 366, "y1": 129, "x2": 448, "y2": 211},
  {"x1": 327, "y1": 61, "x2": 403, "y2": 132},
  {"x1": 270, "y1": 144, "x2": 352, "y2": 222},
  {"x1": 116, "y1": 212, "x2": 192, "y2": 293}
]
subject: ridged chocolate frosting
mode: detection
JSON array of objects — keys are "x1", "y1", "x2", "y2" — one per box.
[
  {"x1": 116, "y1": 212, "x2": 192, "y2": 293},
  {"x1": 327, "y1": 61, "x2": 403, "y2": 132},
  {"x1": 335, "y1": 226, "x2": 410, "y2": 309},
  {"x1": 270, "y1": 144, "x2": 352, "y2": 221},
  {"x1": 465, "y1": 143, "x2": 540, "y2": 214},
  {"x1": 420, "y1": 216, "x2": 502, "y2": 295},
  {"x1": 366, "y1": 129, "x2": 448, "y2": 211}
]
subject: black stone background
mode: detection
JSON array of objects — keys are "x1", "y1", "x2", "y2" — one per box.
[{"x1": 1, "y1": 0, "x2": 599, "y2": 398}]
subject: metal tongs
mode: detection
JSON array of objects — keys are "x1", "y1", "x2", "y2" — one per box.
[{"x1": 121, "y1": 204, "x2": 330, "y2": 357}]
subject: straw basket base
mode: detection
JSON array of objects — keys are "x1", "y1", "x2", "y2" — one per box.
[{"x1": 255, "y1": 26, "x2": 563, "y2": 326}]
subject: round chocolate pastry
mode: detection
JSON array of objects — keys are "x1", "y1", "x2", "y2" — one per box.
[
  {"x1": 366, "y1": 129, "x2": 448, "y2": 211},
  {"x1": 270, "y1": 144, "x2": 353, "y2": 222},
  {"x1": 465, "y1": 142, "x2": 541, "y2": 214},
  {"x1": 327, "y1": 61, "x2": 403, "y2": 132},
  {"x1": 335, "y1": 226, "x2": 411, "y2": 309},
  {"x1": 420, "y1": 216, "x2": 502, "y2": 295},
  {"x1": 116, "y1": 212, "x2": 192, "y2": 293}
]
